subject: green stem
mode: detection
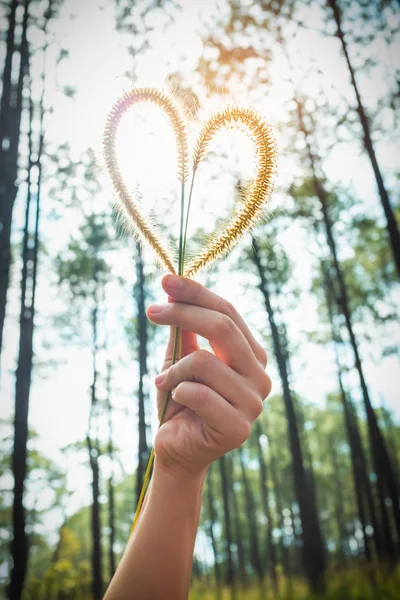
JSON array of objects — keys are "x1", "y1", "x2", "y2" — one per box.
[
  {"x1": 132, "y1": 180, "x2": 187, "y2": 533},
  {"x1": 178, "y1": 181, "x2": 185, "y2": 276},
  {"x1": 131, "y1": 325, "x2": 181, "y2": 533},
  {"x1": 182, "y1": 171, "x2": 196, "y2": 270}
]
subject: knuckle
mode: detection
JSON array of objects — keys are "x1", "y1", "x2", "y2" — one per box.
[
  {"x1": 169, "y1": 302, "x2": 183, "y2": 320},
  {"x1": 231, "y1": 418, "x2": 252, "y2": 446},
  {"x1": 257, "y1": 346, "x2": 268, "y2": 368},
  {"x1": 175, "y1": 381, "x2": 206, "y2": 406},
  {"x1": 166, "y1": 363, "x2": 177, "y2": 387},
  {"x1": 248, "y1": 391, "x2": 263, "y2": 419},
  {"x1": 190, "y1": 349, "x2": 212, "y2": 374},
  {"x1": 161, "y1": 358, "x2": 173, "y2": 371},
  {"x1": 190, "y1": 280, "x2": 203, "y2": 303},
  {"x1": 192, "y1": 382, "x2": 207, "y2": 404},
  {"x1": 259, "y1": 371, "x2": 272, "y2": 399},
  {"x1": 219, "y1": 298, "x2": 237, "y2": 320},
  {"x1": 215, "y1": 313, "x2": 236, "y2": 337},
  {"x1": 174, "y1": 381, "x2": 188, "y2": 402}
]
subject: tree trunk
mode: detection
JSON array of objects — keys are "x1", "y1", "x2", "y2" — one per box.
[
  {"x1": 0, "y1": 0, "x2": 18, "y2": 135},
  {"x1": 87, "y1": 284, "x2": 103, "y2": 600},
  {"x1": 9, "y1": 60, "x2": 43, "y2": 600},
  {"x1": 135, "y1": 243, "x2": 149, "y2": 505},
  {"x1": 265, "y1": 423, "x2": 291, "y2": 580},
  {"x1": 330, "y1": 437, "x2": 348, "y2": 565},
  {"x1": 218, "y1": 455, "x2": 235, "y2": 592},
  {"x1": 327, "y1": 0, "x2": 400, "y2": 277},
  {"x1": 297, "y1": 100, "x2": 400, "y2": 559},
  {"x1": 322, "y1": 260, "x2": 383, "y2": 561},
  {"x1": 206, "y1": 464, "x2": 222, "y2": 600},
  {"x1": 227, "y1": 453, "x2": 247, "y2": 585},
  {"x1": 254, "y1": 420, "x2": 278, "y2": 594},
  {"x1": 238, "y1": 448, "x2": 265, "y2": 598},
  {"x1": 0, "y1": 0, "x2": 30, "y2": 360},
  {"x1": 192, "y1": 556, "x2": 201, "y2": 581},
  {"x1": 320, "y1": 180, "x2": 397, "y2": 560},
  {"x1": 379, "y1": 401, "x2": 400, "y2": 479},
  {"x1": 251, "y1": 237, "x2": 326, "y2": 592},
  {"x1": 106, "y1": 362, "x2": 116, "y2": 580},
  {"x1": 87, "y1": 432, "x2": 103, "y2": 600}
]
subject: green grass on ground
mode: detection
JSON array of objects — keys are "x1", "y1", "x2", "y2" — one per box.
[{"x1": 189, "y1": 565, "x2": 400, "y2": 600}]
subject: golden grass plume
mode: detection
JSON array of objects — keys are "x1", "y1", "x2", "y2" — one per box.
[
  {"x1": 184, "y1": 106, "x2": 278, "y2": 277},
  {"x1": 103, "y1": 87, "x2": 189, "y2": 272}
]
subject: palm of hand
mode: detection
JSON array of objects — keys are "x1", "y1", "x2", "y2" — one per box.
[
  {"x1": 155, "y1": 408, "x2": 214, "y2": 475},
  {"x1": 154, "y1": 350, "x2": 220, "y2": 476}
]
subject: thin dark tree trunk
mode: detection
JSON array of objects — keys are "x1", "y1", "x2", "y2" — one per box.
[
  {"x1": 238, "y1": 448, "x2": 265, "y2": 598},
  {"x1": 251, "y1": 237, "x2": 326, "y2": 592},
  {"x1": 254, "y1": 421, "x2": 278, "y2": 594},
  {"x1": 266, "y1": 424, "x2": 291, "y2": 580},
  {"x1": 9, "y1": 46, "x2": 43, "y2": 598},
  {"x1": 206, "y1": 464, "x2": 222, "y2": 600},
  {"x1": 0, "y1": 0, "x2": 18, "y2": 134},
  {"x1": 87, "y1": 431, "x2": 102, "y2": 600},
  {"x1": 322, "y1": 187, "x2": 397, "y2": 560},
  {"x1": 0, "y1": 0, "x2": 18, "y2": 123},
  {"x1": 218, "y1": 455, "x2": 235, "y2": 594},
  {"x1": 0, "y1": 0, "x2": 30, "y2": 360},
  {"x1": 322, "y1": 261, "x2": 382, "y2": 561},
  {"x1": 337, "y1": 365, "x2": 376, "y2": 562},
  {"x1": 135, "y1": 242, "x2": 149, "y2": 505},
  {"x1": 297, "y1": 100, "x2": 400, "y2": 559},
  {"x1": 289, "y1": 502, "x2": 303, "y2": 576},
  {"x1": 330, "y1": 438, "x2": 348, "y2": 565},
  {"x1": 106, "y1": 362, "x2": 116, "y2": 579},
  {"x1": 293, "y1": 393, "x2": 320, "y2": 525},
  {"x1": 327, "y1": 0, "x2": 400, "y2": 277},
  {"x1": 87, "y1": 278, "x2": 103, "y2": 600},
  {"x1": 10, "y1": 104, "x2": 32, "y2": 600},
  {"x1": 379, "y1": 400, "x2": 400, "y2": 479},
  {"x1": 192, "y1": 556, "x2": 201, "y2": 581},
  {"x1": 348, "y1": 401, "x2": 386, "y2": 558},
  {"x1": 227, "y1": 454, "x2": 247, "y2": 585}
]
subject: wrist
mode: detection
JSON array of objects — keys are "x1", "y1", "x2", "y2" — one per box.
[
  {"x1": 153, "y1": 458, "x2": 208, "y2": 491},
  {"x1": 142, "y1": 459, "x2": 206, "y2": 523}
]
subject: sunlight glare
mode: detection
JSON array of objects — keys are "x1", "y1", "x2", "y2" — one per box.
[{"x1": 114, "y1": 100, "x2": 183, "y2": 221}]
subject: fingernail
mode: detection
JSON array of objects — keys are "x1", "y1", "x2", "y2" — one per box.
[
  {"x1": 148, "y1": 303, "x2": 167, "y2": 315},
  {"x1": 171, "y1": 388, "x2": 177, "y2": 400},
  {"x1": 164, "y1": 274, "x2": 183, "y2": 290},
  {"x1": 155, "y1": 372, "x2": 166, "y2": 386}
]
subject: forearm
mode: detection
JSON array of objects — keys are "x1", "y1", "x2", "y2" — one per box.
[{"x1": 104, "y1": 460, "x2": 207, "y2": 600}]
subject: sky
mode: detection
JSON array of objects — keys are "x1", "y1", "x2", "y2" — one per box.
[{"x1": 0, "y1": 0, "x2": 399, "y2": 551}]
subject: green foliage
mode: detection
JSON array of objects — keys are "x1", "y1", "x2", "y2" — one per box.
[
  {"x1": 189, "y1": 566, "x2": 400, "y2": 599},
  {"x1": 56, "y1": 214, "x2": 112, "y2": 300},
  {"x1": 23, "y1": 526, "x2": 92, "y2": 600}
]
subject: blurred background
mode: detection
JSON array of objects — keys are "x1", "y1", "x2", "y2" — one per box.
[{"x1": 0, "y1": 0, "x2": 399, "y2": 598}]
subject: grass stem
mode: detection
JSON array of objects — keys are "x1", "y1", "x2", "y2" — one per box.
[
  {"x1": 132, "y1": 180, "x2": 188, "y2": 533},
  {"x1": 182, "y1": 171, "x2": 196, "y2": 269}
]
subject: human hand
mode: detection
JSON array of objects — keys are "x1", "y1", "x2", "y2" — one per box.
[{"x1": 146, "y1": 274, "x2": 271, "y2": 479}]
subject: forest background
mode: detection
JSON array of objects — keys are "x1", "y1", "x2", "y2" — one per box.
[{"x1": 0, "y1": 0, "x2": 400, "y2": 598}]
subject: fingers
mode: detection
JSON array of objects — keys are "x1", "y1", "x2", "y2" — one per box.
[
  {"x1": 172, "y1": 382, "x2": 252, "y2": 449},
  {"x1": 162, "y1": 327, "x2": 198, "y2": 367},
  {"x1": 147, "y1": 302, "x2": 258, "y2": 376},
  {"x1": 162, "y1": 274, "x2": 267, "y2": 368},
  {"x1": 155, "y1": 350, "x2": 270, "y2": 421}
]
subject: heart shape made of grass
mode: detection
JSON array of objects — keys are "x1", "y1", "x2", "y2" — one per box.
[{"x1": 103, "y1": 87, "x2": 278, "y2": 276}]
